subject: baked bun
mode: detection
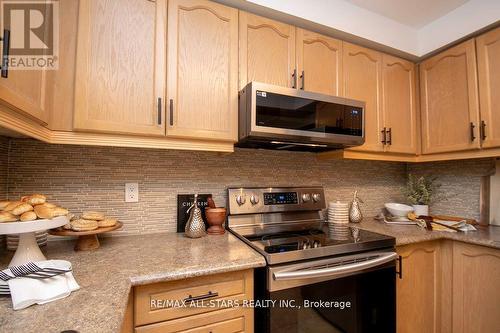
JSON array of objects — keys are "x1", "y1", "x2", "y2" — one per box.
[
  {"x1": 98, "y1": 218, "x2": 117, "y2": 228},
  {"x1": 20, "y1": 211, "x2": 37, "y2": 222},
  {"x1": 11, "y1": 203, "x2": 34, "y2": 216},
  {"x1": 38, "y1": 202, "x2": 56, "y2": 209},
  {"x1": 4, "y1": 201, "x2": 23, "y2": 212},
  {"x1": 52, "y1": 207, "x2": 69, "y2": 217},
  {"x1": 34, "y1": 205, "x2": 56, "y2": 219},
  {"x1": 71, "y1": 219, "x2": 98, "y2": 231},
  {"x1": 22, "y1": 194, "x2": 46, "y2": 205},
  {"x1": 0, "y1": 201, "x2": 11, "y2": 210},
  {"x1": 63, "y1": 222, "x2": 72, "y2": 230},
  {"x1": 82, "y1": 211, "x2": 105, "y2": 221},
  {"x1": 0, "y1": 211, "x2": 18, "y2": 223}
]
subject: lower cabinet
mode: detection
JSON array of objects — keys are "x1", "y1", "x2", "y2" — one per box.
[
  {"x1": 128, "y1": 269, "x2": 254, "y2": 333},
  {"x1": 397, "y1": 241, "x2": 500, "y2": 333}
]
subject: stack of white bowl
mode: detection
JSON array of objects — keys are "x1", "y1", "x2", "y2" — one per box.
[{"x1": 327, "y1": 201, "x2": 350, "y2": 240}]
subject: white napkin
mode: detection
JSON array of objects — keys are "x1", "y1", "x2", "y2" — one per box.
[{"x1": 2, "y1": 260, "x2": 80, "y2": 310}]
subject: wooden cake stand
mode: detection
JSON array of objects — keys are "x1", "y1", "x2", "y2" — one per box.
[{"x1": 49, "y1": 222, "x2": 123, "y2": 251}]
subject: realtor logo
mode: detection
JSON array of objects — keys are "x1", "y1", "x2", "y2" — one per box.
[{"x1": 1, "y1": 0, "x2": 59, "y2": 70}]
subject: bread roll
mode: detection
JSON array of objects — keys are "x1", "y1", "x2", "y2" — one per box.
[
  {"x1": 0, "y1": 201, "x2": 10, "y2": 210},
  {"x1": 20, "y1": 211, "x2": 37, "y2": 222},
  {"x1": 34, "y1": 205, "x2": 56, "y2": 219},
  {"x1": 98, "y1": 218, "x2": 117, "y2": 228},
  {"x1": 0, "y1": 211, "x2": 18, "y2": 223},
  {"x1": 38, "y1": 202, "x2": 56, "y2": 209},
  {"x1": 71, "y1": 219, "x2": 98, "y2": 231},
  {"x1": 82, "y1": 211, "x2": 105, "y2": 221},
  {"x1": 52, "y1": 207, "x2": 69, "y2": 217},
  {"x1": 22, "y1": 194, "x2": 47, "y2": 206},
  {"x1": 4, "y1": 201, "x2": 22, "y2": 212},
  {"x1": 63, "y1": 222, "x2": 72, "y2": 230},
  {"x1": 11, "y1": 203, "x2": 34, "y2": 216}
]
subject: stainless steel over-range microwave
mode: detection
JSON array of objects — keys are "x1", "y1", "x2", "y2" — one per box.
[{"x1": 237, "y1": 82, "x2": 365, "y2": 152}]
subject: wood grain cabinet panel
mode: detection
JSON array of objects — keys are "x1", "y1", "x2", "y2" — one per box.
[
  {"x1": 476, "y1": 27, "x2": 500, "y2": 149},
  {"x1": 452, "y1": 242, "x2": 500, "y2": 333},
  {"x1": 343, "y1": 42, "x2": 384, "y2": 152},
  {"x1": 419, "y1": 39, "x2": 480, "y2": 154},
  {"x1": 382, "y1": 54, "x2": 417, "y2": 154},
  {"x1": 73, "y1": 0, "x2": 166, "y2": 136},
  {"x1": 239, "y1": 12, "x2": 296, "y2": 89},
  {"x1": 166, "y1": 0, "x2": 238, "y2": 141},
  {"x1": 296, "y1": 29, "x2": 342, "y2": 95},
  {"x1": 396, "y1": 242, "x2": 442, "y2": 333}
]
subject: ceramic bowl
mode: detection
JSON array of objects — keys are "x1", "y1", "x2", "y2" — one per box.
[{"x1": 384, "y1": 203, "x2": 414, "y2": 217}]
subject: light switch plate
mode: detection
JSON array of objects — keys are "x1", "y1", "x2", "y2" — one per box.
[{"x1": 125, "y1": 183, "x2": 139, "y2": 202}]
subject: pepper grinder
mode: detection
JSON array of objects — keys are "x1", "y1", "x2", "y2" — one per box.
[
  {"x1": 185, "y1": 194, "x2": 206, "y2": 238},
  {"x1": 349, "y1": 190, "x2": 363, "y2": 223}
]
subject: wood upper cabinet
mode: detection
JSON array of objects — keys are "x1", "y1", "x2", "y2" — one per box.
[
  {"x1": 166, "y1": 0, "x2": 238, "y2": 141},
  {"x1": 476, "y1": 27, "x2": 500, "y2": 149},
  {"x1": 239, "y1": 12, "x2": 295, "y2": 89},
  {"x1": 419, "y1": 39, "x2": 480, "y2": 154},
  {"x1": 343, "y1": 42, "x2": 383, "y2": 152},
  {"x1": 382, "y1": 54, "x2": 417, "y2": 154},
  {"x1": 397, "y1": 241, "x2": 443, "y2": 333},
  {"x1": 452, "y1": 242, "x2": 500, "y2": 333},
  {"x1": 296, "y1": 29, "x2": 342, "y2": 95},
  {"x1": 73, "y1": 0, "x2": 166, "y2": 136}
]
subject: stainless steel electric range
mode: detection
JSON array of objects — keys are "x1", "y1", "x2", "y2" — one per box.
[{"x1": 227, "y1": 187, "x2": 397, "y2": 333}]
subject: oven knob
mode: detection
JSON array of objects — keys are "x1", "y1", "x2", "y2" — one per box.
[
  {"x1": 313, "y1": 240, "x2": 321, "y2": 248},
  {"x1": 302, "y1": 242, "x2": 311, "y2": 250},
  {"x1": 250, "y1": 195, "x2": 259, "y2": 205},
  {"x1": 236, "y1": 195, "x2": 246, "y2": 206},
  {"x1": 302, "y1": 193, "x2": 311, "y2": 203},
  {"x1": 312, "y1": 193, "x2": 321, "y2": 203}
]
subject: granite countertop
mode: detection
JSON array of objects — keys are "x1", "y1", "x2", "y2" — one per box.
[
  {"x1": 0, "y1": 232, "x2": 266, "y2": 333},
  {"x1": 353, "y1": 219, "x2": 500, "y2": 249}
]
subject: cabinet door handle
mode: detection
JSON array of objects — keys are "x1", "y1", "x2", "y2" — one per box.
[
  {"x1": 387, "y1": 128, "x2": 392, "y2": 145},
  {"x1": 480, "y1": 120, "x2": 487, "y2": 141},
  {"x1": 169, "y1": 99, "x2": 174, "y2": 126},
  {"x1": 183, "y1": 291, "x2": 218, "y2": 302},
  {"x1": 381, "y1": 127, "x2": 387, "y2": 145},
  {"x1": 157, "y1": 98, "x2": 162, "y2": 125},
  {"x1": 396, "y1": 255, "x2": 403, "y2": 279},
  {"x1": 470, "y1": 122, "x2": 476, "y2": 142},
  {"x1": 0, "y1": 29, "x2": 10, "y2": 78},
  {"x1": 300, "y1": 70, "x2": 305, "y2": 90},
  {"x1": 292, "y1": 69, "x2": 297, "y2": 88}
]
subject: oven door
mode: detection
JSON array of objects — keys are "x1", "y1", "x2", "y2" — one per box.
[{"x1": 255, "y1": 251, "x2": 397, "y2": 333}]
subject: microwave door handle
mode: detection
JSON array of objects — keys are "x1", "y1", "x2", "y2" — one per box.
[
  {"x1": 273, "y1": 252, "x2": 397, "y2": 281},
  {"x1": 271, "y1": 141, "x2": 328, "y2": 149}
]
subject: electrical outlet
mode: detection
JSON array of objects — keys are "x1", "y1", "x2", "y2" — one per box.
[{"x1": 125, "y1": 183, "x2": 139, "y2": 202}]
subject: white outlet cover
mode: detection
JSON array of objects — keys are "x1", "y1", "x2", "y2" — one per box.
[{"x1": 125, "y1": 183, "x2": 139, "y2": 202}]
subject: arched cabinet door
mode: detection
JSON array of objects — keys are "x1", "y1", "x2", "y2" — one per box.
[
  {"x1": 382, "y1": 54, "x2": 417, "y2": 155},
  {"x1": 74, "y1": 0, "x2": 166, "y2": 136},
  {"x1": 239, "y1": 12, "x2": 296, "y2": 89},
  {"x1": 166, "y1": 0, "x2": 238, "y2": 141},
  {"x1": 477, "y1": 27, "x2": 500, "y2": 148},
  {"x1": 296, "y1": 28, "x2": 342, "y2": 96},
  {"x1": 419, "y1": 39, "x2": 480, "y2": 154},
  {"x1": 343, "y1": 42, "x2": 384, "y2": 152}
]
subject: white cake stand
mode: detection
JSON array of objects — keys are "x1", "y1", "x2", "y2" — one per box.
[{"x1": 0, "y1": 216, "x2": 69, "y2": 267}]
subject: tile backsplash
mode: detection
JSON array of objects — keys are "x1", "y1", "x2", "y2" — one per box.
[
  {"x1": 5, "y1": 139, "x2": 406, "y2": 234},
  {"x1": 0, "y1": 137, "x2": 495, "y2": 234}
]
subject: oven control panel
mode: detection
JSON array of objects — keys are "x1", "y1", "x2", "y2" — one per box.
[{"x1": 227, "y1": 187, "x2": 325, "y2": 215}]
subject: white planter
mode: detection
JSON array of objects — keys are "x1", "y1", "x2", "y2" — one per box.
[{"x1": 412, "y1": 204, "x2": 429, "y2": 217}]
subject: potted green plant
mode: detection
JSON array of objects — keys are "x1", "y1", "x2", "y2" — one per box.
[{"x1": 403, "y1": 174, "x2": 441, "y2": 216}]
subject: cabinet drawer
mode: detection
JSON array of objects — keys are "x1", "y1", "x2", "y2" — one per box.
[
  {"x1": 135, "y1": 307, "x2": 252, "y2": 333},
  {"x1": 134, "y1": 269, "x2": 253, "y2": 326}
]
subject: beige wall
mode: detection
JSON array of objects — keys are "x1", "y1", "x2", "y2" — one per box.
[{"x1": 0, "y1": 136, "x2": 8, "y2": 199}]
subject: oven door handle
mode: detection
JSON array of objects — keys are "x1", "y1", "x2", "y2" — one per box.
[{"x1": 273, "y1": 252, "x2": 398, "y2": 281}]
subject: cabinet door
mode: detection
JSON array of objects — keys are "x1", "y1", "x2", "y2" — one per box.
[
  {"x1": 296, "y1": 29, "x2": 342, "y2": 95},
  {"x1": 397, "y1": 242, "x2": 442, "y2": 333},
  {"x1": 343, "y1": 42, "x2": 383, "y2": 152},
  {"x1": 0, "y1": 4, "x2": 48, "y2": 124},
  {"x1": 382, "y1": 54, "x2": 417, "y2": 154},
  {"x1": 74, "y1": 0, "x2": 166, "y2": 136},
  {"x1": 476, "y1": 27, "x2": 500, "y2": 148},
  {"x1": 452, "y1": 242, "x2": 500, "y2": 333},
  {"x1": 239, "y1": 12, "x2": 295, "y2": 89},
  {"x1": 420, "y1": 40, "x2": 480, "y2": 154},
  {"x1": 166, "y1": 0, "x2": 238, "y2": 141}
]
